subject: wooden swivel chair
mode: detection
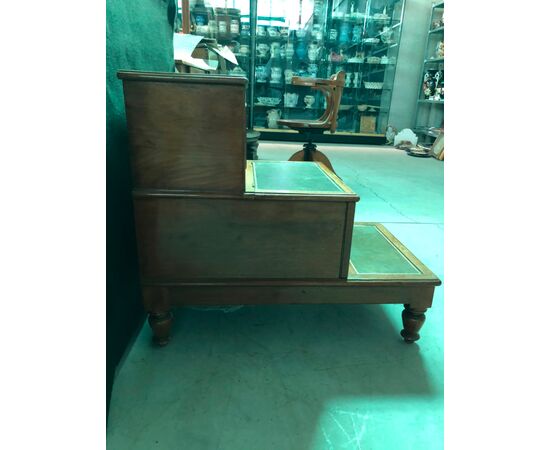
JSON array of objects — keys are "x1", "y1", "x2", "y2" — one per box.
[{"x1": 277, "y1": 71, "x2": 345, "y2": 172}]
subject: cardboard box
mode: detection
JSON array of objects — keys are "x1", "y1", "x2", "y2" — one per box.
[{"x1": 360, "y1": 116, "x2": 377, "y2": 133}]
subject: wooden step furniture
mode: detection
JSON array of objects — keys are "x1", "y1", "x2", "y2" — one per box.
[
  {"x1": 117, "y1": 70, "x2": 441, "y2": 346},
  {"x1": 277, "y1": 71, "x2": 346, "y2": 172}
]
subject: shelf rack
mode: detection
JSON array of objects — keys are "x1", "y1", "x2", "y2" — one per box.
[
  {"x1": 413, "y1": 1, "x2": 444, "y2": 144},
  {"x1": 188, "y1": 0, "x2": 405, "y2": 143},
  {"x1": 252, "y1": 0, "x2": 406, "y2": 140}
]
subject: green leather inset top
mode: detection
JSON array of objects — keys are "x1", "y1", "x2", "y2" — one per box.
[
  {"x1": 350, "y1": 225, "x2": 420, "y2": 274},
  {"x1": 253, "y1": 161, "x2": 344, "y2": 193}
]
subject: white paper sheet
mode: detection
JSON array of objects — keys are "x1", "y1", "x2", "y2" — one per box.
[
  {"x1": 209, "y1": 45, "x2": 238, "y2": 66},
  {"x1": 173, "y1": 33, "x2": 218, "y2": 71},
  {"x1": 173, "y1": 33, "x2": 203, "y2": 55},
  {"x1": 178, "y1": 53, "x2": 218, "y2": 71}
]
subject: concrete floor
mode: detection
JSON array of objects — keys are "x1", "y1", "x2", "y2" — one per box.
[{"x1": 107, "y1": 142, "x2": 444, "y2": 450}]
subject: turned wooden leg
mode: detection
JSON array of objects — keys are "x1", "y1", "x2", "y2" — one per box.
[
  {"x1": 400, "y1": 304, "x2": 428, "y2": 343},
  {"x1": 148, "y1": 311, "x2": 173, "y2": 346}
]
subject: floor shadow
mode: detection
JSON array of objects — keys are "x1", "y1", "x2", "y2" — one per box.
[
  {"x1": 108, "y1": 304, "x2": 437, "y2": 449},
  {"x1": 173, "y1": 304, "x2": 432, "y2": 394}
]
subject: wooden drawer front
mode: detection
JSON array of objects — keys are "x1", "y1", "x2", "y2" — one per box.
[
  {"x1": 134, "y1": 196, "x2": 351, "y2": 281},
  {"x1": 122, "y1": 80, "x2": 246, "y2": 193}
]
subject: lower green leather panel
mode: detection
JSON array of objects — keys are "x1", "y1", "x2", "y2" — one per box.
[{"x1": 350, "y1": 225, "x2": 420, "y2": 274}]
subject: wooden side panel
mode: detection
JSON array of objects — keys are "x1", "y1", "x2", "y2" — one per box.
[
  {"x1": 134, "y1": 196, "x2": 350, "y2": 280},
  {"x1": 122, "y1": 80, "x2": 246, "y2": 193},
  {"x1": 339, "y1": 201, "x2": 355, "y2": 278}
]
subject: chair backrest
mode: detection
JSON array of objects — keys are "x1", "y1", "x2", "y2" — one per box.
[
  {"x1": 326, "y1": 71, "x2": 345, "y2": 133},
  {"x1": 292, "y1": 71, "x2": 345, "y2": 133}
]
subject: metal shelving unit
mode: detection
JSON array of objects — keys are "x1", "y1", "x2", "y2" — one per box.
[
  {"x1": 413, "y1": 1, "x2": 444, "y2": 145},
  {"x1": 186, "y1": 0, "x2": 406, "y2": 145},
  {"x1": 250, "y1": 0, "x2": 406, "y2": 143}
]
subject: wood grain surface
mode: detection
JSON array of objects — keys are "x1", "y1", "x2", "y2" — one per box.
[
  {"x1": 134, "y1": 195, "x2": 355, "y2": 281},
  {"x1": 120, "y1": 75, "x2": 247, "y2": 193}
]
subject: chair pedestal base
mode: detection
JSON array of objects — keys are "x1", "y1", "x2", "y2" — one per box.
[
  {"x1": 288, "y1": 132, "x2": 336, "y2": 173},
  {"x1": 289, "y1": 148, "x2": 335, "y2": 173}
]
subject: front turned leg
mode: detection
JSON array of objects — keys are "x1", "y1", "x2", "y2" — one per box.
[
  {"x1": 148, "y1": 311, "x2": 173, "y2": 346},
  {"x1": 400, "y1": 304, "x2": 428, "y2": 343}
]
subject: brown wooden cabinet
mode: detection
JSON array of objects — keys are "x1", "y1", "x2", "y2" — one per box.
[{"x1": 117, "y1": 70, "x2": 440, "y2": 346}]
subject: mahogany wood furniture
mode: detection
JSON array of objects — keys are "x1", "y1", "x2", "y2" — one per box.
[
  {"x1": 117, "y1": 70, "x2": 441, "y2": 346},
  {"x1": 277, "y1": 71, "x2": 346, "y2": 172}
]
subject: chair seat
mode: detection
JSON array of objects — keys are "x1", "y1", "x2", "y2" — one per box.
[{"x1": 277, "y1": 119, "x2": 331, "y2": 132}]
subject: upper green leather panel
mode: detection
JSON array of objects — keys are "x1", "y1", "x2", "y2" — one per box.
[
  {"x1": 350, "y1": 225, "x2": 420, "y2": 274},
  {"x1": 253, "y1": 161, "x2": 344, "y2": 193}
]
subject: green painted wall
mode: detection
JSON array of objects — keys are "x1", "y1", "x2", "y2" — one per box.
[{"x1": 106, "y1": 0, "x2": 175, "y2": 416}]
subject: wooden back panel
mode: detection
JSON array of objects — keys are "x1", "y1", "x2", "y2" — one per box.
[{"x1": 118, "y1": 71, "x2": 247, "y2": 193}]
